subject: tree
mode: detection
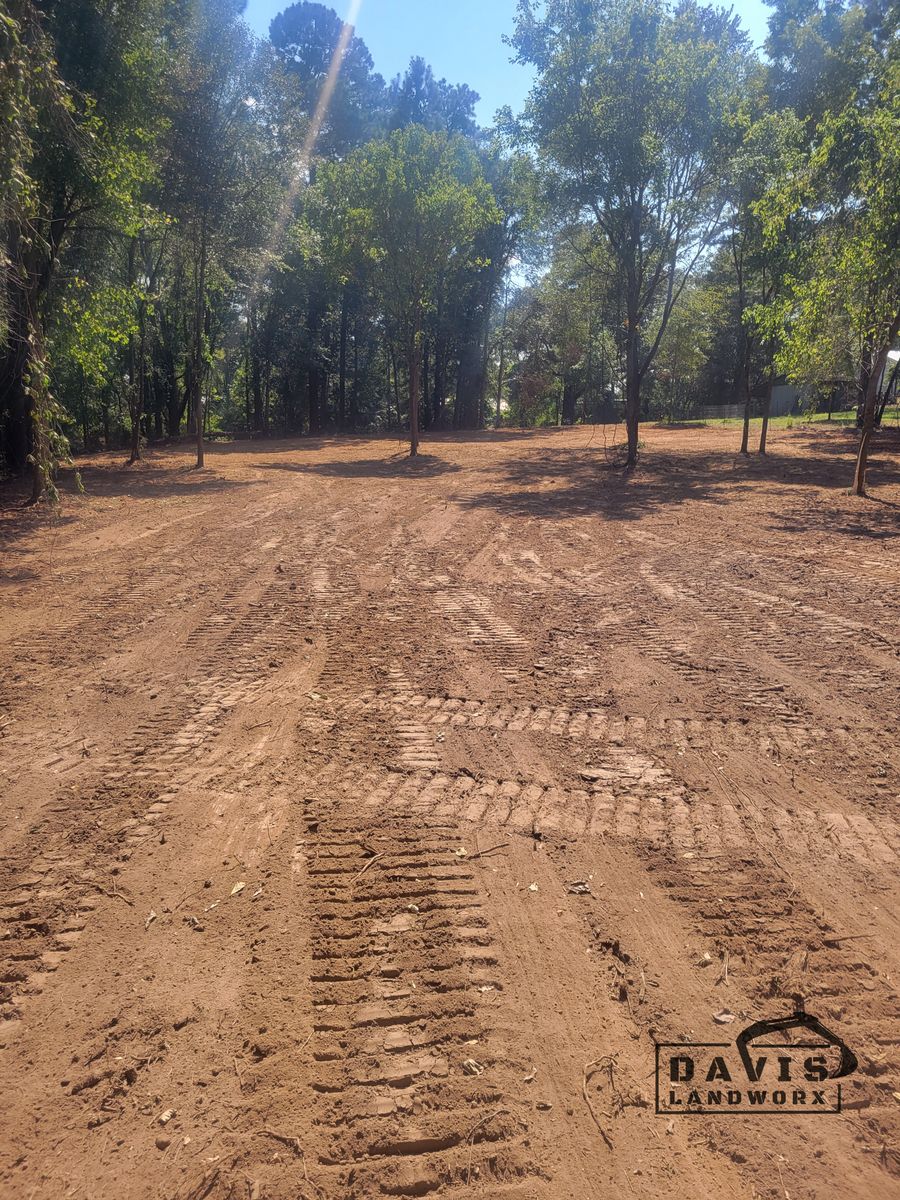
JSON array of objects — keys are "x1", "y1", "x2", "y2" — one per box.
[
  {"x1": 164, "y1": 1, "x2": 300, "y2": 466},
  {"x1": 758, "y1": 16, "x2": 899, "y2": 492},
  {"x1": 452, "y1": 146, "x2": 540, "y2": 428},
  {"x1": 649, "y1": 278, "x2": 713, "y2": 422},
  {"x1": 317, "y1": 126, "x2": 499, "y2": 455},
  {"x1": 270, "y1": 0, "x2": 385, "y2": 156},
  {"x1": 766, "y1": 0, "x2": 892, "y2": 129},
  {"x1": 388, "y1": 57, "x2": 479, "y2": 137},
  {"x1": 726, "y1": 107, "x2": 804, "y2": 454},
  {"x1": 1, "y1": 0, "x2": 164, "y2": 498},
  {"x1": 507, "y1": 0, "x2": 749, "y2": 464}
]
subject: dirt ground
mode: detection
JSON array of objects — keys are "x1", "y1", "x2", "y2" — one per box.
[{"x1": 1, "y1": 422, "x2": 898, "y2": 1200}]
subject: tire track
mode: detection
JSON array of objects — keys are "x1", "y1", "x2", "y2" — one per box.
[{"x1": 303, "y1": 807, "x2": 544, "y2": 1198}]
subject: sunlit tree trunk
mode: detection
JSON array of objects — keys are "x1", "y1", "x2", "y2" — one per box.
[
  {"x1": 758, "y1": 364, "x2": 775, "y2": 455},
  {"x1": 408, "y1": 315, "x2": 421, "y2": 456},
  {"x1": 192, "y1": 217, "x2": 208, "y2": 469},
  {"x1": 127, "y1": 238, "x2": 143, "y2": 465},
  {"x1": 853, "y1": 320, "x2": 899, "y2": 495},
  {"x1": 739, "y1": 357, "x2": 753, "y2": 455},
  {"x1": 624, "y1": 320, "x2": 640, "y2": 467},
  {"x1": 351, "y1": 315, "x2": 359, "y2": 432}
]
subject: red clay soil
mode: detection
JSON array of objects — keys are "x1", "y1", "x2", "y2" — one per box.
[{"x1": 0, "y1": 422, "x2": 898, "y2": 1200}]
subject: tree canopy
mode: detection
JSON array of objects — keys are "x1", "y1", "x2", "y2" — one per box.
[{"x1": 1, "y1": 0, "x2": 897, "y2": 494}]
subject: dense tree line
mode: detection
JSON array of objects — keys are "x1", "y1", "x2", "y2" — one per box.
[{"x1": 1, "y1": 0, "x2": 897, "y2": 496}]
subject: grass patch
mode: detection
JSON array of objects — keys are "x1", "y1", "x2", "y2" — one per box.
[{"x1": 660, "y1": 406, "x2": 900, "y2": 430}]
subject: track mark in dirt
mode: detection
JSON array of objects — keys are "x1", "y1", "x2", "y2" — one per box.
[
  {"x1": 0, "y1": 567, "x2": 312, "y2": 1029},
  {"x1": 351, "y1": 689, "x2": 820, "y2": 756},
  {"x1": 327, "y1": 763, "x2": 896, "y2": 869},
  {"x1": 2, "y1": 429, "x2": 899, "y2": 1200},
  {"x1": 386, "y1": 667, "x2": 442, "y2": 771},
  {"x1": 331, "y1": 695, "x2": 898, "y2": 866},
  {"x1": 302, "y1": 806, "x2": 544, "y2": 1198},
  {"x1": 430, "y1": 586, "x2": 528, "y2": 684}
]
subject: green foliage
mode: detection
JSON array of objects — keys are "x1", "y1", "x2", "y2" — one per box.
[
  {"x1": 317, "y1": 125, "x2": 500, "y2": 338},
  {"x1": 506, "y1": 0, "x2": 751, "y2": 457},
  {"x1": 2, "y1": 0, "x2": 895, "y2": 491},
  {"x1": 57, "y1": 280, "x2": 141, "y2": 386},
  {"x1": 759, "y1": 38, "x2": 900, "y2": 396}
]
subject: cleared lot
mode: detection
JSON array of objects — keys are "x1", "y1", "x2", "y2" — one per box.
[{"x1": 1, "y1": 424, "x2": 898, "y2": 1199}]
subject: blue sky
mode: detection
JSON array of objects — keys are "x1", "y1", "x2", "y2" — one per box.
[{"x1": 244, "y1": 0, "x2": 772, "y2": 126}]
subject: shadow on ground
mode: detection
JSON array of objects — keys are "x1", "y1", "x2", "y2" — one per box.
[
  {"x1": 453, "y1": 433, "x2": 900, "y2": 540},
  {"x1": 256, "y1": 452, "x2": 461, "y2": 479}
]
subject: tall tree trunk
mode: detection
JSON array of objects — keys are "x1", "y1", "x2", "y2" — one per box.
[
  {"x1": 495, "y1": 336, "x2": 506, "y2": 428},
  {"x1": 193, "y1": 218, "x2": 208, "y2": 469},
  {"x1": 855, "y1": 337, "x2": 873, "y2": 428},
  {"x1": 477, "y1": 282, "x2": 497, "y2": 430},
  {"x1": 307, "y1": 369, "x2": 319, "y2": 435},
  {"x1": 422, "y1": 340, "x2": 430, "y2": 430},
  {"x1": 252, "y1": 353, "x2": 264, "y2": 433},
  {"x1": 739, "y1": 355, "x2": 753, "y2": 455},
  {"x1": 151, "y1": 371, "x2": 163, "y2": 440},
  {"x1": 285, "y1": 369, "x2": 298, "y2": 432},
  {"x1": 455, "y1": 338, "x2": 482, "y2": 429},
  {"x1": 127, "y1": 239, "x2": 143, "y2": 465},
  {"x1": 853, "y1": 321, "x2": 899, "y2": 495},
  {"x1": 388, "y1": 339, "x2": 401, "y2": 430},
  {"x1": 562, "y1": 374, "x2": 577, "y2": 425},
  {"x1": 80, "y1": 376, "x2": 89, "y2": 453},
  {"x1": 1, "y1": 214, "x2": 69, "y2": 487},
  {"x1": 22, "y1": 302, "x2": 54, "y2": 504},
  {"x1": 338, "y1": 285, "x2": 348, "y2": 431},
  {"x1": 434, "y1": 339, "x2": 445, "y2": 427},
  {"x1": 249, "y1": 304, "x2": 264, "y2": 434},
  {"x1": 306, "y1": 302, "x2": 323, "y2": 435},
  {"x1": 495, "y1": 288, "x2": 509, "y2": 428},
  {"x1": 434, "y1": 288, "x2": 445, "y2": 426},
  {"x1": 408, "y1": 324, "x2": 420, "y2": 457},
  {"x1": 758, "y1": 365, "x2": 775, "y2": 455},
  {"x1": 1, "y1": 233, "x2": 56, "y2": 488},
  {"x1": 244, "y1": 342, "x2": 251, "y2": 432},
  {"x1": 624, "y1": 322, "x2": 640, "y2": 467},
  {"x1": 351, "y1": 315, "x2": 360, "y2": 431}
]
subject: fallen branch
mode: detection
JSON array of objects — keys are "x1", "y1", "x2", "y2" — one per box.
[
  {"x1": 259, "y1": 1128, "x2": 302, "y2": 1155},
  {"x1": 173, "y1": 884, "x2": 205, "y2": 913},
  {"x1": 85, "y1": 881, "x2": 134, "y2": 907},
  {"x1": 582, "y1": 1057, "x2": 617, "y2": 1150},
  {"x1": 350, "y1": 852, "x2": 385, "y2": 884},
  {"x1": 468, "y1": 841, "x2": 510, "y2": 861}
]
